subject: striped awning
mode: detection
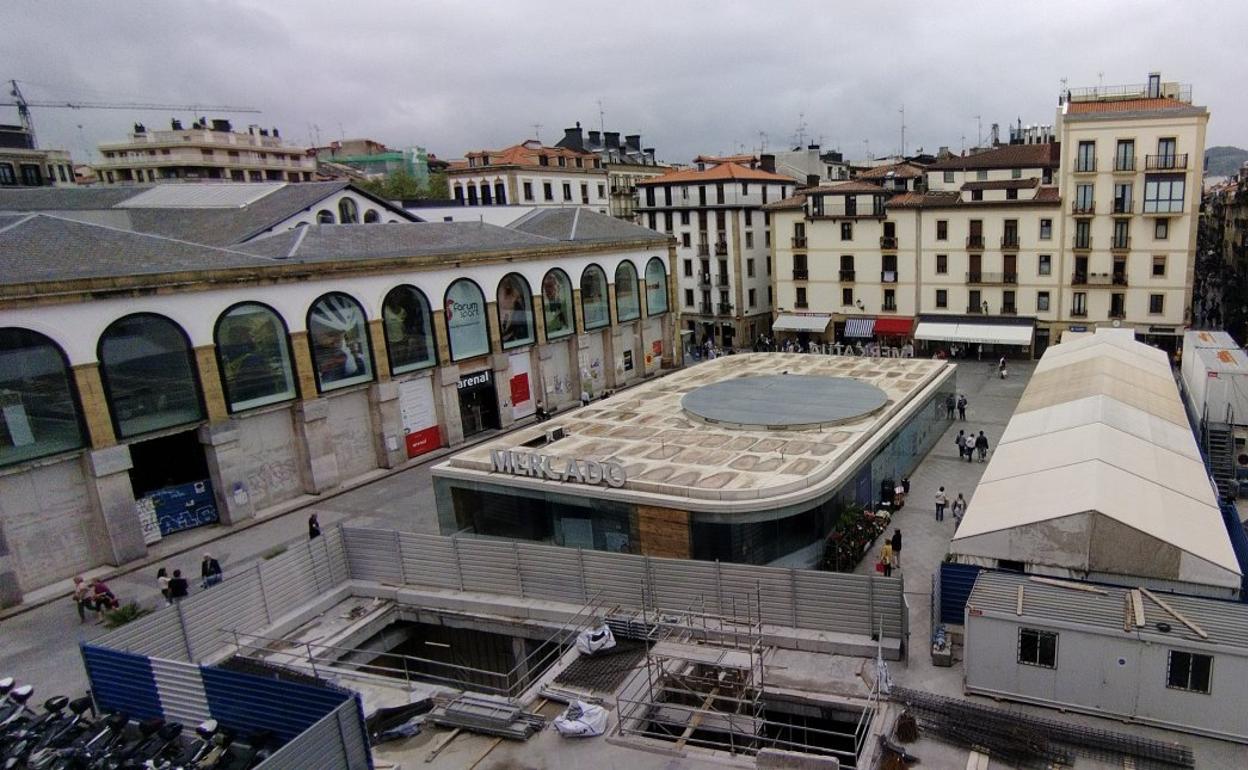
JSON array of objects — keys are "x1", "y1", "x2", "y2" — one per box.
[{"x1": 844, "y1": 318, "x2": 876, "y2": 338}]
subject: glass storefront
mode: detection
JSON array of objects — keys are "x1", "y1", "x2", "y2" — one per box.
[
  {"x1": 0, "y1": 328, "x2": 84, "y2": 466},
  {"x1": 99, "y1": 314, "x2": 205, "y2": 439}
]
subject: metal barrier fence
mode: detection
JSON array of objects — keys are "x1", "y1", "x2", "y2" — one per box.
[{"x1": 339, "y1": 526, "x2": 907, "y2": 640}]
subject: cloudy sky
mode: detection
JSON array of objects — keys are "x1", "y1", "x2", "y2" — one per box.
[{"x1": 5, "y1": 0, "x2": 1246, "y2": 165}]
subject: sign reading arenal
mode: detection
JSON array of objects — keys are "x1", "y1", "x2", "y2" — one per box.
[{"x1": 490, "y1": 448, "x2": 626, "y2": 488}]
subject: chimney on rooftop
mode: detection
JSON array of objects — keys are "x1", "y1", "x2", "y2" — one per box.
[
  {"x1": 760, "y1": 154, "x2": 776, "y2": 173},
  {"x1": 625, "y1": 134, "x2": 641, "y2": 152},
  {"x1": 806, "y1": 174, "x2": 821, "y2": 187},
  {"x1": 808, "y1": 144, "x2": 819, "y2": 151},
  {"x1": 604, "y1": 132, "x2": 620, "y2": 150},
  {"x1": 588, "y1": 130, "x2": 601, "y2": 148},
  {"x1": 562, "y1": 123, "x2": 584, "y2": 150},
  {"x1": 644, "y1": 148, "x2": 655, "y2": 164},
  {"x1": 1148, "y1": 71, "x2": 1161, "y2": 98}
]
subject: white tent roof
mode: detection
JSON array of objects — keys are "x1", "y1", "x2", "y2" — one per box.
[{"x1": 952, "y1": 329, "x2": 1241, "y2": 587}]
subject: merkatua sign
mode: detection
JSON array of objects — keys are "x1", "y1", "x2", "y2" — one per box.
[{"x1": 490, "y1": 449, "x2": 626, "y2": 488}]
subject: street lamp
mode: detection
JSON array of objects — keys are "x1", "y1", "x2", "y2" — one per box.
[{"x1": 856, "y1": 300, "x2": 865, "y2": 311}]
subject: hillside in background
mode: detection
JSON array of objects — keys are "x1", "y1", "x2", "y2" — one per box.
[{"x1": 1205, "y1": 146, "x2": 1248, "y2": 177}]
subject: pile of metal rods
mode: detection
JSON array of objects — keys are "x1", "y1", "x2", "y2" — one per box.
[{"x1": 890, "y1": 688, "x2": 1194, "y2": 769}]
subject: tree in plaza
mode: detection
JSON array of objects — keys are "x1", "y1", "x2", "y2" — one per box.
[{"x1": 359, "y1": 170, "x2": 449, "y2": 202}]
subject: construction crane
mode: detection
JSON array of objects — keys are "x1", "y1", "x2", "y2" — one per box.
[{"x1": 3, "y1": 79, "x2": 260, "y2": 148}]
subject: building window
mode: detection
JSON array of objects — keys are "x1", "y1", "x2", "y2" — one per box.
[
  {"x1": 543, "y1": 182, "x2": 554, "y2": 201},
  {"x1": 683, "y1": 259, "x2": 693, "y2": 277},
  {"x1": 767, "y1": 286, "x2": 773, "y2": 305},
  {"x1": 795, "y1": 287, "x2": 807, "y2": 308},
  {"x1": 338, "y1": 198, "x2": 359, "y2": 223},
  {"x1": 1116, "y1": 139, "x2": 1136, "y2": 171},
  {"x1": 1152, "y1": 255, "x2": 1167, "y2": 277},
  {"x1": 382, "y1": 286, "x2": 437, "y2": 374},
  {"x1": 645, "y1": 257, "x2": 669, "y2": 315},
  {"x1": 1011, "y1": 168, "x2": 1022, "y2": 179},
  {"x1": 1149, "y1": 294, "x2": 1165, "y2": 314},
  {"x1": 557, "y1": 156, "x2": 566, "y2": 167},
  {"x1": 580, "y1": 265, "x2": 610, "y2": 330},
  {"x1": 0, "y1": 163, "x2": 16, "y2": 185},
  {"x1": 1144, "y1": 174, "x2": 1185, "y2": 213},
  {"x1": 684, "y1": 288, "x2": 694, "y2": 307},
  {"x1": 765, "y1": 231, "x2": 771, "y2": 247},
  {"x1": 936, "y1": 220, "x2": 948, "y2": 240},
  {"x1": 1039, "y1": 219, "x2": 1052, "y2": 240},
  {"x1": 975, "y1": 169, "x2": 987, "y2": 181},
  {"x1": 215, "y1": 303, "x2": 298, "y2": 412},
  {"x1": 1038, "y1": 254, "x2": 1051, "y2": 276},
  {"x1": 1005, "y1": 188, "x2": 1017, "y2": 200},
  {"x1": 1113, "y1": 182, "x2": 1133, "y2": 214},
  {"x1": 745, "y1": 210, "x2": 753, "y2": 226},
  {"x1": 682, "y1": 233, "x2": 691, "y2": 248},
  {"x1": 842, "y1": 288, "x2": 853, "y2": 306},
  {"x1": 664, "y1": 212, "x2": 673, "y2": 232},
  {"x1": 523, "y1": 182, "x2": 534, "y2": 201},
  {"x1": 840, "y1": 221, "x2": 853, "y2": 241},
  {"x1": 597, "y1": 184, "x2": 605, "y2": 198},
  {"x1": 99, "y1": 314, "x2": 205, "y2": 438},
  {"x1": 1018, "y1": 628, "x2": 1058, "y2": 669},
  {"x1": 1076, "y1": 141, "x2": 1096, "y2": 172},
  {"x1": 648, "y1": 212, "x2": 657, "y2": 230},
  {"x1": 542, "y1": 269, "x2": 575, "y2": 338},
  {"x1": 497, "y1": 273, "x2": 536, "y2": 348},
  {"x1": 748, "y1": 288, "x2": 757, "y2": 308},
  {"x1": 363, "y1": 209, "x2": 379, "y2": 223},
  {"x1": 766, "y1": 256, "x2": 771, "y2": 275},
  {"x1": 615, "y1": 262, "x2": 641, "y2": 322},
  {"x1": 1072, "y1": 292, "x2": 1087, "y2": 316},
  {"x1": 1075, "y1": 183, "x2": 1094, "y2": 212},
  {"x1": 935, "y1": 289, "x2": 947, "y2": 308},
  {"x1": 681, "y1": 211, "x2": 691, "y2": 226},
  {"x1": 936, "y1": 254, "x2": 948, "y2": 274},
  {"x1": 316, "y1": 209, "x2": 335, "y2": 224},
  {"x1": 883, "y1": 288, "x2": 896, "y2": 310},
  {"x1": 307, "y1": 293, "x2": 376, "y2": 388},
  {"x1": 0, "y1": 329, "x2": 84, "y2": 466},
  {"x1": 745, "y1": 231, "x2": 754, "y2": 248},
  {"x1": 943, "y1": 171, "x2": 954, "y2": 183},
  {"x1": 742, "y1": 182, "x2": 750, "y2": 196},
  {"x1": 971, "y1": 189, "x2": 984, "y2": 201},
  {"x1": 562, "y1": 183, "x2": 572, "y2": 201},
  {"x1": 1037, "y1": 291, "x2": 1050, "y2": 312},
  {"x1": 581, "y1": 182, "x2": 590, "y2": 204},
  {"x1": 747, "y1": 258, "x2": 755, "y2": 277},
  {"x1": 1167, "y1": 651, "x2": 1212, "y2": 694},
  {"x1": 1155, "y1": 218, "x2": 1169, "y2": 239}
]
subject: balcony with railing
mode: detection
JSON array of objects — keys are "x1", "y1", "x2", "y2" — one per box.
[
  {"x1": 792, "y1": 236, "x2": 807, "y2": 249},
  {"x1": 1070, "y1": 306, "x2": 1088, "y2": 318},
  {"x1": 698, "y1": 301, "x2": 712, "y2": 314},
  {"x1": 880, "y1": 270, "x2": 898, "y2": 284},
  {"x1": 1071, "y1": 201, "x2": 1096, "y2": 216},
  {"x1": 1074, "y1": 157, "x2": 1097, "y2": 174},
  {"x1": 792, "y1": 268, "x2": 809, "y2": 280},
  {"x1": 716, "y1": 273, "x2": 730, "y2": 287},
  {"x1": 975, "y1": 271, "x2": 1018, "y2": 285},
  {"x1": 1000, "y1": 234, "x2": 1020, "y2": 250},
  {"x1": 1145, "y1": 154, "x2": 1188, "y2": 170},
  {"x1": 714, "y1": 241, "x2": 729, "y2": 256},
  {"x1": 717, "y1": 302, "x2": 734, "y2": 315},
  {"x1": 1110, "y1": 236, "x2": 1131, "y2": 253},
  {"x1": 1109, "y1": 305, "x2": 1127, "y2": 319},
  {"x1": 1001, "y1": 304, "x2": 1018, "y2": 315},
  {"x1": 1113, "y1": 157, "x2": 1137, "y2": 173},
  {"x1": 1112, "y1": 199, "x2": 1133, "y2": 215},
  {"x1": 966, "y1": 304, "x2": 985, "y2": 314},
  {"x1": 881, "y1": 301, "x2": 898, "y2": 312},
  {"x1": 966, "y1": 235, "x2": 985, "y2": 250},
  {"x1": 839, "y1": 269, "x2": 856, "y2": 282},
  {"x1": 1071, "y1": 272, "x2": 1128, "y2": 287},
  {"x1": 795, "y1": 299, "x2": 808, "y2": 309},
  {"x1": 880, "y1": 236, "x2": 898, "y2": 250},
  {"x1": 1073, "y1": 236, "x2": 1092, "y2": 252},
  {"x1": 696, "y1": 272, "x2": 711, "y2": 288},
  {"x1": 696, "y1": 243, "x2": 710, "y2": 257}
]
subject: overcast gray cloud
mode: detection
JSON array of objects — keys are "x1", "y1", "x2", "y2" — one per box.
[{"x1": 5, "y1": 0, "x2": 1246, "y2": 165}]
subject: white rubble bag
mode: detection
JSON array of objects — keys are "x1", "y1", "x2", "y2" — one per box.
[
  {"x1": 553, "y1": 700, "x2": 609, "y2": 738},
  {"x1": 575, "y1": 624, "x2": 616, "y2": 655}
]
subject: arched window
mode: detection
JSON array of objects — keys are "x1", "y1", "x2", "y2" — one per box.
[
  {"x1": 214, "y1": 303, "x2": 297, "y2": 412},
  {"x1": 382, "y1": 286, "x2": 437, "y2": 374},
  {"x1": 98, "y1": 314, "x2": 204, "y2": 438},
  {"x1": 480, "y1": 183, "x2": 493, "y2": 205},
  {"x1": 497, "y1": 273, "x2": 535, "y2": 349},
  {"x1": 363, "y1": 209, "x2": 380, "y2": 224},
  {"x1": 443, "y1": 279, "x2": 490, "y2": 361},
  {"x1": 338, "y1": 197, "x2": 359, "y2": 224},
  {"x1": 615, "y1": 261, "x2": 640, "y2": 322},
  {"x1": 316, "y1": 209, "x2": 335, "y2": 224},
  {"x1": 540, "y1": 269, "x2": 574, "y2": 340},
  {"x1": 494, "y1": 181, "x2": 507, "y2": 205},
  {"x1": 307, "y1": 293, "x2": 374, "y2": 391},
  {"x1": 580, "y1": 264, "x2": 609, "y2": 330},
  {"x1": 645, "y1": 257, "x2": 669, "y2": 315},
  {"x1": 0, "y1": 328, "x2": 84, "y2": 466}
]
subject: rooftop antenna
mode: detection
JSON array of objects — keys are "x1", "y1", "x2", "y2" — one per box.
[
  {"x1": 794, "y1": 112, "x2": 807, "y2": 149},
  {"x1": 899, "y1": 105, "x2": 906, "y2": 157},
  {"x1": 596, "y1": 98, "x2": 605, "y2": 135},
  {"x1": 311, "y1": 123, "x2": 322, "y2": 147},
  {"x1": 863, "y1": 139, "x2": 871, "y2": 161},
  {"x1": 531, "y1": 122, "x2": 543, "y2": 141},
  {"x1": 1097, "y1": 70, "x2": 1104, "y2": 94},
  {"x1": 974, "y1": 115, "x2": 982, "y2": 148},
  {"x1": 757, "y1": 130, "x2": 768, "y2": 153}
]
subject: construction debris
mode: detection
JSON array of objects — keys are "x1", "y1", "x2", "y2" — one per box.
[
  {"x1": 1139, "y1": 587, "x2": 1208, "y2": 639},
  {"x1": 426, "y1": 693, "x2": 547, "y2": 741}
]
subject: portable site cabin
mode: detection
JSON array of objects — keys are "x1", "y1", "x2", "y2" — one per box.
[
  {"x1": 964, "y1": 571, "x2": 1248, "y2": 743},
  {"x1": 949, "y1": 330, "x2": 1243, "y2": 598},
  {"x1": 1180, "y1": 330, "x2": 1248, "y2": 426}
]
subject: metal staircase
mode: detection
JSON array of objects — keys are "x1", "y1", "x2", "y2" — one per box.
[{"x1": 1203, "y1": 413, "x2": 1238, "y2": 501}]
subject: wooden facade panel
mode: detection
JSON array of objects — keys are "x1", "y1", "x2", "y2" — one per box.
[{"x1": 637, "y1": 505, "x2": 690, "y2": 559}]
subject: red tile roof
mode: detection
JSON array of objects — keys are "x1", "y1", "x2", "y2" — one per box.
[
  {"x1": 960, "y1": 178, "x2": 1040, "y2": 191},
  {"x1": 761, "y1": 194, "x2": 806, "y2": 211},
  {"x1": 858, "y1": 162, "x2": 925, "y2": 180},
  {"x1": 805, "y1": 181, "x2": 886, "y2": 195},
  {"x1": 637, "y1": 161, "x2": 791, "y2": 185},
  {"x1": 1034, "y1": 186, "x2": 1061, "y2": 202},
  {"x1": 927, "y1": 143, "x2": 1060, "y2": 171},
  {"x1": 1066, "y1": 97, "x2": 1192, "y2": 115},
  {"x1": 885, "y1": 188, "x2": 1061, "y2": 209},
  {"x1": 453, "y1": 141, "x2": 599, "y2": 172},
  {"x1": 692, "y1": 154, "x2": 756, "y2": 165}
]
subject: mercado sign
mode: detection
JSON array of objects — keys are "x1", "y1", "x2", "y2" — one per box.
[{"x1": 490, "y1": 449, "x2": 626, "y2": 488}]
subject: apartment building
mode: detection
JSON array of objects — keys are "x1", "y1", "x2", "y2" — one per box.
[
  {"x1": 768, "y1": 72, "x2": 1207, "y2": 356},
  {"x1": 447, "y1": 140, "x2": 609, "y2": 212},
  {"x1": 0, "y1": 124, "x2": 75, "y2": 188},
  {"x1": 637, "y1": 159, "x2": 793, "y2": 347},
  {"x1": 94, "y1": 119, "x2": 315, "y2": 184},
  {"x1": 553, "y1": 124, "x2": 667, "y2": 221}
]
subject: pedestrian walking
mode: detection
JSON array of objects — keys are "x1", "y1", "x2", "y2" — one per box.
[
  {"x1": 957, "y1": 394, "x2": 967, "y2": 421},
  {"x1": 945, "y1": 393, "x2": 956, "y2": 419},
  {"x1": 580, "y1": 389, "x2": 591, "y2": 407},
  {"x1": 72, "y1": 576, "x2": 95, "y2": 623},
  {"x1": 964, "y1": 432, "x2": 976, "y2": 462},
  {"x1": 879, "y1": 541, "x2": 894, "y2": 577},
  {"x1": 890, "y1": 528, "x2": 902, "y2": 568},
  {"x1": 893, "y1": 481, "x2": 906, "y2": 509},
  {"x1": 952, "y1": 493, "x2": 967, "y2": 528},
  {"x1": 169, "y1": 569, "x2": 189, "y2": 601},
  {"x1": 157, "y1": 567, "x2": 171, "y2": 605},
  {"x1": 955, "y1": 429, "x2": 966, "y2": 459},
  {"x1": 200, "y1": 553, "x2": 223, "y2": 589},
  {"x1": 998, "y1": 356, "x2": 1008, "y2": 379},
  {"x1": 90, "y1": 578, "x2": 118, "y2": 613},
  {"x1": 308, "y1": 513, "x2": 322, "y2": 540},
  {"x1": 934, "y1": 486, "x2": 948, "y2": 522},
  {"x1": 975, "y1": 431, "x2": 990, "y2": 462}
]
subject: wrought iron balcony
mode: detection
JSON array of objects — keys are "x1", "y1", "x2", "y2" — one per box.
[
  {"x1": 1001, "y1": 235, "x2": 1020, "y2": 250},
  {"x1": 966, "y1": 235, "x2": 985, "y2": 249},
  {"x1": 1111, "y1": 236, "x2": 1131, "y2": 253},
  {"x1": 717, "y1": 302, "x2": 734, "y2": 315},
  {"x1": 715, "y1": 274, "x2": 730, "y2": 287},
  {"x1": 1113, "y1": 157, "x2": 1136, "y2": 173},
  {"x1": 792, "y1": 236, "x2": 807, "y2": 248},
  {"x1": 966, "y1": 272, "x2": 1018, "y2": 285},
  {"x1": 696, "y1": 243, "x2": 710, "y2": 257},
  {"x1": 839, "y1": 269, "x2": 855, "y2": 282},
  {"x1": 792, "y1": 268, "x2": 809, "y2": 280},
  {"x1": 714, "y1": 241, "x2": 729, "y2": 256},
  {"x1": 1071, "y1": 201, "x2": 1096, "y2": 215},
  {"x1": 880, "y1": 271, "x2": 898, "y2": 284},
  {"x1": 1145, "y1": 154, "x2": 1187, "y2": 170},
  {"x1": 880, "y1": 236, "x2": 898, "y2": 249},
  {"x1": 1001, "y1": 304, "x2": 1018, "y2": 315}
]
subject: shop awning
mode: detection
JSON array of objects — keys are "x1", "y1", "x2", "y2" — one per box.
[
  {"x1": 914, "y1": 321, "x2": 1034, "y2": 346},
  {"x1": 844, "y1": 318, "x2": 876, "y2": 338},
  {"x1": 772, "y1": 314, "x2": 832, "y2": 333},
  {"x1": 873, "y1": 317, "x2": 914, "y2": 336}
]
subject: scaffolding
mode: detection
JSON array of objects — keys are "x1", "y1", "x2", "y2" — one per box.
[{"x1": 613, "y1": 584, "x2": 876, "y2": 766}]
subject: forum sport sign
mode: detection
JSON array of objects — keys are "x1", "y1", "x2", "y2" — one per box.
[{"x1": 490, "y1": 449, "x2": 626, "y2": 488}]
